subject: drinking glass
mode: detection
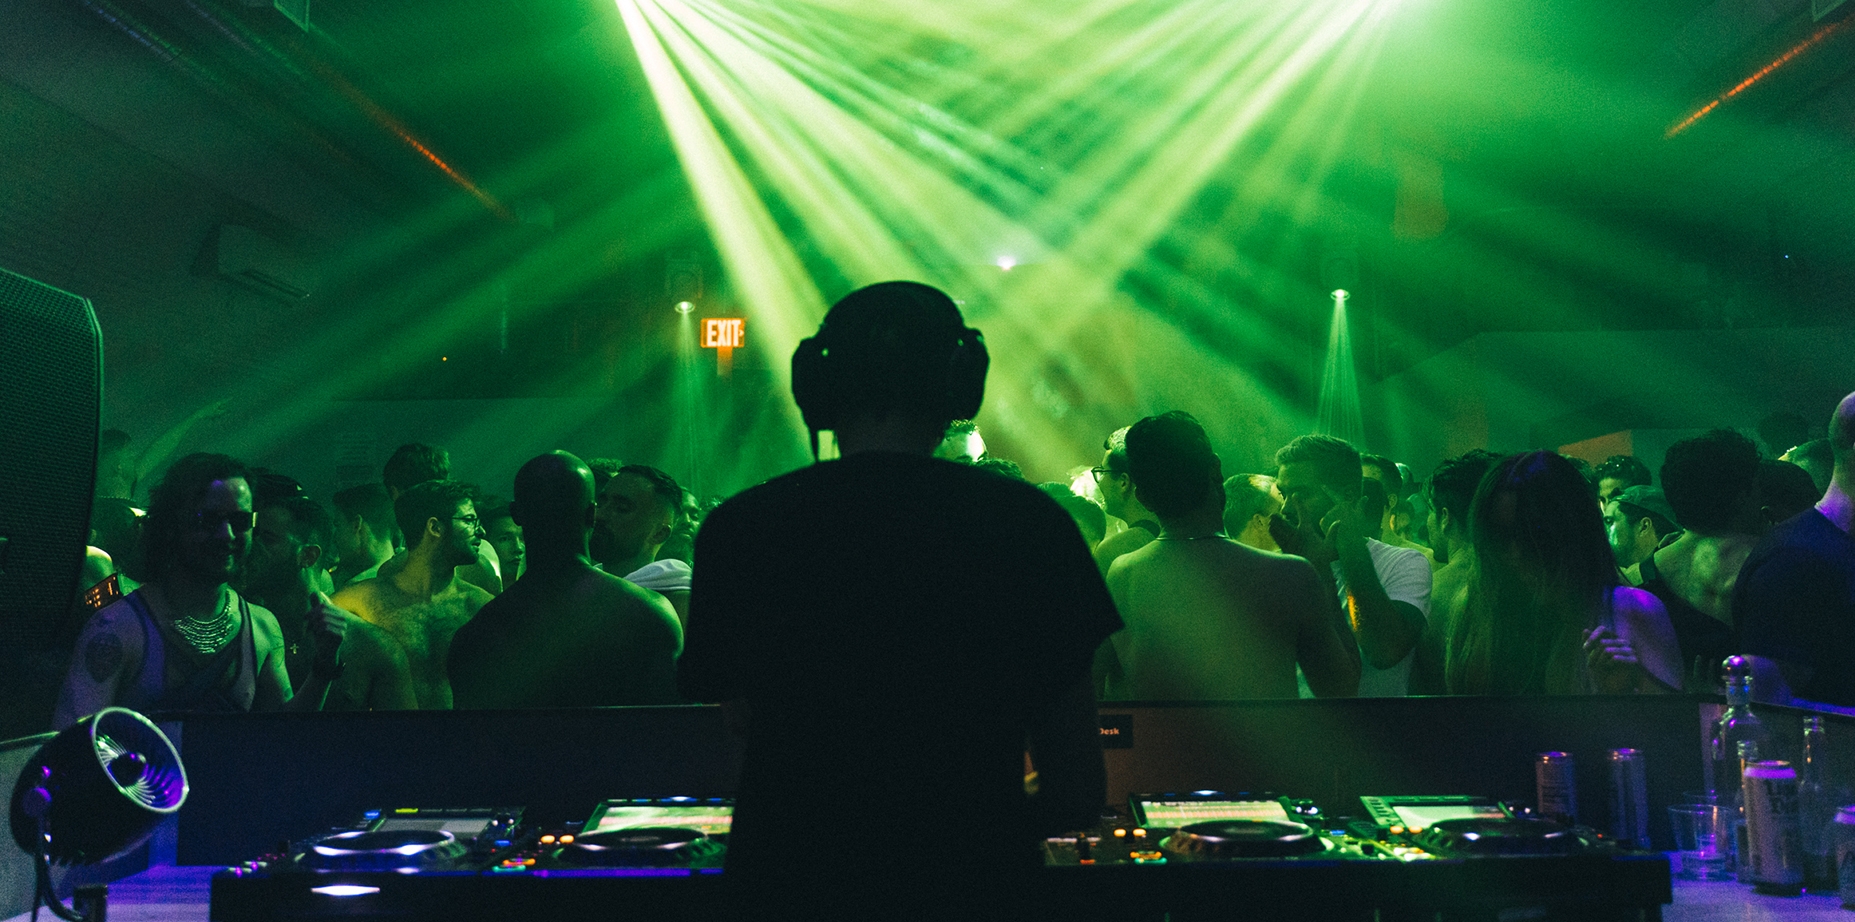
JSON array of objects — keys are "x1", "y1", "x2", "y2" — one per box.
[{"x1": 1669, "y1": 804, "x2": 1731, "y2": 880}]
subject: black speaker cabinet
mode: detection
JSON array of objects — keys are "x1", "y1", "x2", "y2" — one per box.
[{"x1": 0, "y1": 266, "x2": 102, "y2": 738}]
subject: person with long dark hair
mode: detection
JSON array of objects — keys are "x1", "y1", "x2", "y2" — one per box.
[
  {"x1": 54, "y1": 453, "x2": 329, "y2": 726},
  {"x1": 1443, "y1": 451, "x2": 1681, "y2": 695}
]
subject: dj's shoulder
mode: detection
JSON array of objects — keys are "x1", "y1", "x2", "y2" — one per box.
[{"x1": 708, "y1": 460, "x2": 848, "y2": 510}]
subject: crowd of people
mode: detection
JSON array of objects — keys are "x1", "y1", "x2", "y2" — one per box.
[
  {"x1": 46, "y1": 280, "x2": 1855, "y2": 919},
  {"x1": 54, "y1": 304, "x2": 1855, "y2": 731}
]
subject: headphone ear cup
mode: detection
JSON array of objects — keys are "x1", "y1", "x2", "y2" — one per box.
[
  {"x1": 790, "y1": 335, "x2": 839, "y2": 431},
  {"x1": 941, "y1": 328, "x2": 988, "y2": 423}
]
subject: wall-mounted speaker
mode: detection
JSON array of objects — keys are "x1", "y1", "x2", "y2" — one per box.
[{"x1": 0, "y1": 266, "x2": 101, "y2": 738}]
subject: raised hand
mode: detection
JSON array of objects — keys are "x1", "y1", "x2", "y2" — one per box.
[
  {"x1": 1584, "y1": 625, "x2": 1642, "y2": 694},
  {"x1": 306, "y1": 591, "x2": 355, "y2": 643}
]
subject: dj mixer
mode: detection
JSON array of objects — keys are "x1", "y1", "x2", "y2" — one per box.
[{"x1": 209, "y1": 792, "x2": 1669, "y2": 921}]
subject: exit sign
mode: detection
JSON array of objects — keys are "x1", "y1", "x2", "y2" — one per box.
[{"x1": 703, "y1": 318, "x2": 744, "y2": 349}]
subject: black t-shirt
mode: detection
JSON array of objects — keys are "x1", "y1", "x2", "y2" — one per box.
[
  {"x1": 680, "y1": 452, "x2": 1120, "y2": 901},
  {"x1": 1734, "y1": 509, "x2": 1855, "y2": 707}
]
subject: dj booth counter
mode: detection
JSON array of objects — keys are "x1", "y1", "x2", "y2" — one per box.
[{"x1": 8, "y1": 695, "x2": 1850, "y2": 920}]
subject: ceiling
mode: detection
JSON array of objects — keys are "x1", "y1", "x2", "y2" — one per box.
[{"x1": 47, "y1": 0, "x2": 1855, "y2": 371}]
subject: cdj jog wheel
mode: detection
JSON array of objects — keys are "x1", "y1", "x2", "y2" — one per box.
[
  {"x1": 300, "y1": 829, "x2": 467, "y2": 871},
  {"x1": 1413, "y1": 818, "x2": 1585, "y2": 857},
  {"x1": 554, "y1": 827, "x2": 724, "y2": 868},
  {"x1": 1162, "y1": 820, "x2": 1329, "y2": 860}
]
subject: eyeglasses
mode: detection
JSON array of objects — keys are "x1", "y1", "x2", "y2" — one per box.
[
  {"x1": 1089, "y1": 467, "x2": 1125, "y2": 483},
  {"x1": 193, "y1": 510, "x2": 256, "y2": 534},
  {"x1": 452, "y1": 514, "x2": 482, "y2": 529}
]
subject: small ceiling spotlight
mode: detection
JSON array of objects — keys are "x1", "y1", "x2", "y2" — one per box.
[
  {"x1": 675, "y1": 301, "x2": 695, "y2": 314},
  {"x1": 995, "y1": 256, "x2": 1017, "y2": 271},
  {"x1": 1331, "y1": 289, "x2": 1349, "y2": 301}
]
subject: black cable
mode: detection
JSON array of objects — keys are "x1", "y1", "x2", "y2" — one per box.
[{"x1": 32, "y1": 821, "x2": 88, "y2": 922}]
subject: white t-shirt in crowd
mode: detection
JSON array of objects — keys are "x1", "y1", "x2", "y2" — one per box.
[
  {"x1": 624, "y1": 558, "x2": 692, "y2": 594},
  {"x1": 1299, "y1": 537, "x2": 1433, "y2": 698}
]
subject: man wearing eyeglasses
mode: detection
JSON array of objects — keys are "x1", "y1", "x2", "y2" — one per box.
[
  {"x1": 1090, "y1": 426, "x2": 1163, "y2": 573},
  {"x1": 333, "y1": 480, "x2": 492, "y2": 709},
  {"x1": 54, "y1": 453, "x2": 327, "y2": 727}
]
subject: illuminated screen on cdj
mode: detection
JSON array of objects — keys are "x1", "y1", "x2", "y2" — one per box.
[
  {"x1": 1391, "y1": 804, "x2": 1506, "y2": 831},
  {"x1": 585, "y1": 803, "x2": 734, "y2": 836},
  {"x1": 1134, "y1": 800, "x2": 1291, "y2": 827},
  {"x1": 377, "y1": 817, "x2": 495, "y2": 837}
]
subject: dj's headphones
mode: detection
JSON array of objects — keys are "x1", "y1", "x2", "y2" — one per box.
[{"x1": 790, "y1": 282, "x2": 988, "y2": 434}]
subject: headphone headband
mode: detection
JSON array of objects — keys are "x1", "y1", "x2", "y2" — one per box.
[{"x1": 790, "y1": 284, "x2": 987, "y2": 437}]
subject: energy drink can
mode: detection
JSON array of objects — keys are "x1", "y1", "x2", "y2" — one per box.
[
  {"x1": 1607, "y1": 749, "x2": 1649, "y2": 848},
  {"x1": 1536, "y1": 752, "x2": 1577, "y2": 826},
  {"x1": 1741, "y1": 760, "x2": 1804, "y2": 894}
]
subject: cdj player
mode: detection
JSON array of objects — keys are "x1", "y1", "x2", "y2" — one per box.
[
  {"x1": 211, "y1": 791, "x2": 1668, "y2": 921},
  {"x1": 211, "y1": 799, "x2": 733, "y2": 922},
  {"x1": 1041, "y1": 791, "x2": 1668, "y2": 921}
]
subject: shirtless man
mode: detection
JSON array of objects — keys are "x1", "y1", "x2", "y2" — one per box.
[
  {"x1": 1092, "y1": 426, "x2": 1161, "y2": 573},
  {"x1": 1639, "y1": 430, "x2": 1763, "y2": 686},
  {"x1": 244, "y1": 495, "x2": 415, "y2": 710},
  {"x1": 379, "y1": 443, "x2": 503, "y2": 595},
  {"x1": 1408, "y1": 450, "x2": 1499, "y2": 695},
  {"x1": 1100, "y1": 412, "x2": 1359, "y2": 700},
  {"x1": 55, "y1": 453, "x2": 328, "y2": 727},
  {"x1": 450, "y1": 452, "x2": 681, "y2": 708},
  {"x1": 333, "y1": 480, "x2": 491, "y2": 709},
  {"x1": 589, "y1": 464, "x2": 689, "y2": 625}
]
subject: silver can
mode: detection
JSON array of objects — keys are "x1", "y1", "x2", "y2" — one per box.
[
  {"x1": 1741, "y1": 760, "x2": 1804, "y2": 894},
  {"x1": 1834, "y1": 806, "x2": 1855, "y2": 907},
  {"x1": 1537, "y1": 751, "x2": 1577, "y2": 826},
  {"x1": 1607, "y1": 749, "x2": 1649, "y2": 848}
]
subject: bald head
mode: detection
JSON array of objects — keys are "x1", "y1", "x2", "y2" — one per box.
[
  {"x1": 1833, "y1": 392, "x2": 1855, "y2": 464},
  {"x1": 512, "y1": 451, "x2": 596, "y2": 539}
]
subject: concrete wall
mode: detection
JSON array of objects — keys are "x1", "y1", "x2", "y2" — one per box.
[{"x1": 1369, "y1": 325, "x2": 1855, "y2": 477}]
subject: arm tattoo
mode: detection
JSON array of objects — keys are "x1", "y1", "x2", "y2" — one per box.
[{"x1": 85, "y1": 633, "x2": 125, "y2": 683}]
